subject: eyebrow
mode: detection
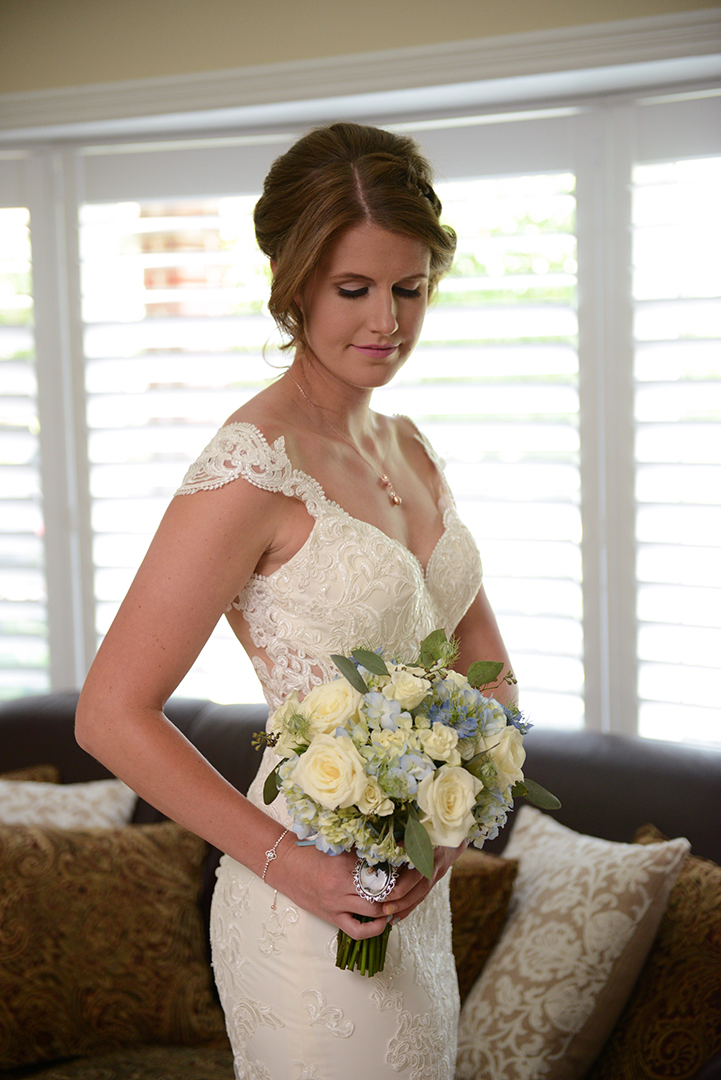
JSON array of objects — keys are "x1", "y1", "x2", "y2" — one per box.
[{"x1": 330, "y1": 271, "x2": 430, "y2": 282}]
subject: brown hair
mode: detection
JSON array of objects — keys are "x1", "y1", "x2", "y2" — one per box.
[{"x1": 254, "y1": 122, "x2": 456, "y2": 349}]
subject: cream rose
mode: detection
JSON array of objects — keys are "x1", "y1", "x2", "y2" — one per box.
[
  {"x1": 357, "y1": 776, "x2": 394, "y2": 816},
  {"x1": 300, "y1": 679, "x2": 363, "y2": 737},
  {"x1": 419, "y1": 722, "x2": 461, "y2": 766},
  {"x1": 485, "y1": 726, "x2": 526, "y2": 791},
  {"x1": 444, "y1": 670, "x2": 471, "y2": 691},
  {"x1": 383, "y1": 667, "x2": 432, "y2": 710},
  {"x1": 416, "y1": 765, "x2": 483, "y2": 847},
  {"x1": 290, "y1": 734, "x2": 367, "y2": 810}
]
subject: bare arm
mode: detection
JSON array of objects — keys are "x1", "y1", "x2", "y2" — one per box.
[
  {"x1": 75, "y1": 478, "x2": 401, "y2": 938},
  {"x1": 454, "y1": 585, "x2": 517, "y2": 707}
]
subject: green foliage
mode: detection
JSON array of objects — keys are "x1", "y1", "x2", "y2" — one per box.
[
  {"x1": 418, "y1": 629, "x2": 457, "y2": 668},
  {"x1": 405, "y1": 805, "x2": 434, "y2": 879},
  {"x1": 467, "y1": 660, "x2": 504, "y2": 689},
  {"x1": 330, "y1": 653, "x2": 369, "y2": 694},
  {"x1": 262, "y1": 763, "x2": 281, "y2": 805},
  {"x1": 351, "y1": 648, "x2": 389, "y2": 677},
  {"x1": 512, "y1": 778, "x2": 561, "y2": 810}
]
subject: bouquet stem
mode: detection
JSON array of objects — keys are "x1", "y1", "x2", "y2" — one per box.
[{"x1": 336, "y1": 918, "x2": 392, "y2": 977}]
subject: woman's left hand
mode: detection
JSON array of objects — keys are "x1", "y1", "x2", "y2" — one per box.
[{"x1": 380, "y1": 843, "x2": 466, "y2": 922}]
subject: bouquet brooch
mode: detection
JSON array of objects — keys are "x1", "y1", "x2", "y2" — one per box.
[{"x1": 255, "y1": 629, "x2": 559, "y2": 977}]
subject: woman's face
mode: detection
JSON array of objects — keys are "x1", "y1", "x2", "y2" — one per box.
[{"x1": 298, "y1": 221, "x2": 430, "y2": 391}]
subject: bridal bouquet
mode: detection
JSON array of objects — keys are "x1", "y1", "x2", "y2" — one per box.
[{"x1": 255, "y1": 629, "x2": 558, "y2": 976}]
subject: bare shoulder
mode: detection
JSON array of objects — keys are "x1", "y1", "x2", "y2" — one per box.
[{"x1": 222, "y1": 377, "x2": 298, "y2": 445}]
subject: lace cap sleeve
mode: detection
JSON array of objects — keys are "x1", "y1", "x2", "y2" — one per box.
[{"x1": 175, "y1": 423, "x2": 295, "y2": 497}]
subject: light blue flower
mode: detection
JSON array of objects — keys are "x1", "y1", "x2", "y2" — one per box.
[
  {"x1": 399, "y1": 751, "x2": 434, "y2": 787},
  {"x1": 363, "y1": 691, "x2": 403, "y2": 730}
]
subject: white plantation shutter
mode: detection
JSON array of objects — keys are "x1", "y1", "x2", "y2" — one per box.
[
  {"x1": 80, "y1": 195, "x2": 277, "y2": 702},
  {"x1": 0, "y1": 183, "x2": 48, "y2": 697},
  {"x1": 632, "y1": 154, "x2": 721, "y2": 744}
]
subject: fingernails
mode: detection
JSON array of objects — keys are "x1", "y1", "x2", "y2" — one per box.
[{"x1": 384, "y1": 904, "x2": 397, "y2": 917}]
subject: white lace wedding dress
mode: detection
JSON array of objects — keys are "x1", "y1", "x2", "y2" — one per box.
[{"x1": 175, "y1": 422, "x2": 483, "y2": 1080}]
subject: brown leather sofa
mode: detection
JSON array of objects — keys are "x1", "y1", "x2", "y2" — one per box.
[{"x1": 1, "y1": 691, "x2": 720, "y2": 1079}]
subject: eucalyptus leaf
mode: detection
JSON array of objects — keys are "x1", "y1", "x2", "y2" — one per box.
[
  {"x1": 467, "y1": 660, "x2": 504, "y2": 689},
  {"x1": 263, "y1": 763, "x2": 281, "y2": 805},
  {"x1": 511, "y1": 780, "x2": 528, "y2": 798},
  {"x1": 351, "y1": 648, "x2": 389, "y2": 677},
  {"x1": 522, "y1": 778, "x2": 562, "y2": 810},
  {"x1": 404, "y1": 814, "x2": 434, "y2": 879},
  {"x1": 330, "y1": 654, "x2": 369, "y2": 695}
]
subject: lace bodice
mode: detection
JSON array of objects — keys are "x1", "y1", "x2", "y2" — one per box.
[{"x1": 176, "y1": 421, "x2": 483, "y2": 819}]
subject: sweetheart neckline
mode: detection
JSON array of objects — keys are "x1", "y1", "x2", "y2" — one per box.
[{"x1": 219, "y1": 421, "x2": 453, "y2": 584}]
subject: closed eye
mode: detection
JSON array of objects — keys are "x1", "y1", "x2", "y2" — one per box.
[{"x1": 337, "y1": 285, "x2": 423, "y2": 299}]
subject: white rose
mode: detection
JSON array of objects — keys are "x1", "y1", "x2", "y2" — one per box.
[
  {"x1": 445, "y1": 670, "x2": 470, "y2": 690},
  {"x1": 419, "y1": 722, "x2": 461, "y2": 766},
  {"x1": 357, "y1": 776, "x2": 395, "y2": 816},
  {"x1": 483, "y1": 726, "x2": 526, "y2": 791},
  {"x1": 416, "y1": 765, "x2": 483, "y2": 847},
  {"x1": 300, "y1": 679, "x2": 363, "y2": 737},
  {"x1": 383, "y1": 668, "x2": 432, "y2": 710},
  {"x1": 290, "y1": 734, "x2": 367, "y2": 810}
]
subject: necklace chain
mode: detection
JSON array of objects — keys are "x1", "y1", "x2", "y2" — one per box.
[{"x1": 288, "y1": 374, "x2": 402, "y2": 506}]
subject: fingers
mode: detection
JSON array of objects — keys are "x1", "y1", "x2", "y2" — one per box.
[{"x1": 335, "y1": 911, "x2": 391, "y2": 940}]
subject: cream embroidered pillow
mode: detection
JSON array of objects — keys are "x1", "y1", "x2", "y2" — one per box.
[
  {"x1": 0, "y1": 778, "x2": 137, "y2": 828},
  {"x1": 455, "y1": 806, "x2": 689, "y2": 1080}
]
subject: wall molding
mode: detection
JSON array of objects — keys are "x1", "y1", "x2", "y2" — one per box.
[{"x1": 1, "y1": 8, "x2": 719, "y2": 141}]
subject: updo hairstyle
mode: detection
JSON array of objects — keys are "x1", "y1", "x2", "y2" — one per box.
[{"x1": 253, "y1": 122, "x2": 457, "y2": 349}]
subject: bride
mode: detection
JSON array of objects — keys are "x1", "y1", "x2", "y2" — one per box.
[{"x1": 76, "y1": 121, "x2": 515, "y2": 1079}]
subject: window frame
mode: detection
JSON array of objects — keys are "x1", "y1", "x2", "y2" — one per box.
[{"x1": 1, "y1": 76, "x2": 719, "y2": 737}]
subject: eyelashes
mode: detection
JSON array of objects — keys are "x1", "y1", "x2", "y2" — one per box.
[{"x1": 337, "y1": 286, "x2": 423, "y2": 299}]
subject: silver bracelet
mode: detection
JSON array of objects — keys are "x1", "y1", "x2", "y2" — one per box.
[{"x1": 261, "y1": 828, "x2": 289, "y2": 883}]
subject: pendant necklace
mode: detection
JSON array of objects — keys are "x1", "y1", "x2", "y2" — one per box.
[{"x1": 288, "y1": 373, "x2": 402, "y2": 506}]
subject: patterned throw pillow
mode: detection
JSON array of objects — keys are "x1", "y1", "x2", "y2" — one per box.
[
  {"x1": 455, "y1": 807, "x2": 690, "y2": 1080},
  {"x1": 449, "y1": 847, "x2": 519, "y2": 1003},
  {"x1": 587, "y1": 824, "x2": 721, "y2": 1080},
  {"x1": 0, "y1": 820, "x2": 227, "y2": 1068},
  {"x1": 0, "y1": 777, "x2": 137, "y2": 827}
]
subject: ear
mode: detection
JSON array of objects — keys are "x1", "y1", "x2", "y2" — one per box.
[{"x1": 270, "y1": 259, "x2": 277, "y2": 276}]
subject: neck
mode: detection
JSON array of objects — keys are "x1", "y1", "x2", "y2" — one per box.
[
  {"x1": 288, "y1": 354, "x2": 373, "y2": 439},
  {"x1": 285, "y1": 356, "x2": 402, "y2": 506}
]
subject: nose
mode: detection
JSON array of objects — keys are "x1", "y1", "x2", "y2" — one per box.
[{"x1": 370, "y1": 289, "x2": 399, "y2": 336}]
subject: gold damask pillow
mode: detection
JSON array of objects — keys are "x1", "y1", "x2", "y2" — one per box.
[
  {"x1": 587, "y1": 824, "x2": 721, "y2": 1080},
  {"x1": 450, "y1": 847, "x2": 519, "y2": 1003},
  {"x1": 455, "y1": 807, "x2": 690, "y2": 1080},
  {"x1": 0, "y1": 820, "x2": 227, "y2": 1069}
]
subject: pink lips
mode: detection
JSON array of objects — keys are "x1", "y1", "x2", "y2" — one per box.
[{"x1": 354, "y1": 344, "x2": 398, "y2": 358}]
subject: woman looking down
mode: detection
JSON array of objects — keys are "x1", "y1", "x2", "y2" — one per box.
[{"x1": 76, "y1": 121, "x2": 514, "y2": 1079}]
